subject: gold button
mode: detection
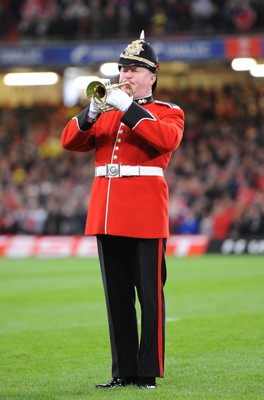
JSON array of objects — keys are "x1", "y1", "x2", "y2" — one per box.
[
  {"x1": 113, "y1": 155, "x2": 118, "y2": 160},
  {"x1": 115, "y1": 146, "x2": 119, "y2": 151},
  {"x1": 117, "y1": 138, "x2": 122, "y2": 143}
]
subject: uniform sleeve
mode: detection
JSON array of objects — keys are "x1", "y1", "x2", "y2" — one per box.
[
  {"x1": 121, "y1": 102, "x2": 184, "y2": 152},
  {"x1": 61, "y1": 107, "x2": 97, "y2": 152}
]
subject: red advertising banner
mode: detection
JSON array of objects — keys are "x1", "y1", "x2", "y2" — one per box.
[
  {"x1": 0, "y1": 235, "x2": 209, "y2": 258},
  {"x1": 225, "y1": 35, "x2": 262, "y2": 58}
]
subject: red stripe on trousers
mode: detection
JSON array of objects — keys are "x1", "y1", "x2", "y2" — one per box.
[{"x1": 157, "y1": 238, "x2": 164, "y2": 377}]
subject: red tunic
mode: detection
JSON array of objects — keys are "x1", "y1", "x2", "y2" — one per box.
[{"x1": 61, "y1": 99, "x2": 184, "y2": 238}]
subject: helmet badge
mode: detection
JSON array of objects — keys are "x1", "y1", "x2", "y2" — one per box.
[
  {"x1": 123, "y1": 30, "x2": 145, "y2": 57},
  {"x1": 124, "y1": 40, "x2": 144, "y2": 57}
]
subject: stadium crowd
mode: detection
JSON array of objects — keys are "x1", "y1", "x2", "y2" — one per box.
[
  {"x1": 0, "y1": 0, "x2": 264, "y2": 42},
  {"x1": 1, "y1": 82, "x2": 264, "y2": 238}
]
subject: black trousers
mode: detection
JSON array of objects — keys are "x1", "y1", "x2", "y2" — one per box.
[{"x1": 96, "y1": 235, "x2": 167, "y2": 379}]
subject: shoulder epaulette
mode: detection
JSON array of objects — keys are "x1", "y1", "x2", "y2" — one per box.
[{"x1": 154, "y1": 100, "x2": 181, "y2": 109}]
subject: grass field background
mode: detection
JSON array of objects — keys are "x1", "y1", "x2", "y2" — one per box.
[{"x1": 0, "y1": 255, "x2": 263, "y2": 399}]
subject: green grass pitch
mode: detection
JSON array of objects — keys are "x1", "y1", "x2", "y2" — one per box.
[{"x1": 0, "y1": 255, "x2": 263, "y2": 399}]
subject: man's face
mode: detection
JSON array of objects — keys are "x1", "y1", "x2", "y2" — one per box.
[{"x1": 119, "y1": 66, "x2": 156, "y2": 99}]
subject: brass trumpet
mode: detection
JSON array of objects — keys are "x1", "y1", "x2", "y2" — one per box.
[{"x1": 86, "y1": 80, "x2": 133, "y2": 113}]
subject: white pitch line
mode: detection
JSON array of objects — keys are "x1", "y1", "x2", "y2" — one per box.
[{"x1": 166, "y1": 317, "x2": 181, "y2": 322}]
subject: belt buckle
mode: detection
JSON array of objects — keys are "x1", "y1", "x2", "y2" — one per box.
[{"x1": 106, "y1": 163, "x2": 121, "y2": 178}]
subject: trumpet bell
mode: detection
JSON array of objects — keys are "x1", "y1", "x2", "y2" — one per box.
[{"x1": 86, "y1": 80, "x2": 107, "y2": 103}]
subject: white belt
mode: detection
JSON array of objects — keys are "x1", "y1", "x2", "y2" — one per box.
[{"x1": 95, "y1": 164, "x2": 164, "y2": 178}]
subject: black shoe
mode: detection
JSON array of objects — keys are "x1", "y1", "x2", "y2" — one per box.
[
  {"x1": 95, "y1": 377, "x2": 136, "y2": 388},
  {"x1": 136, "y1": 377, "x2": 156, "y2": 389}
]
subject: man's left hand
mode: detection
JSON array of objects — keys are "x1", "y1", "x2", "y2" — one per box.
[{"x1": 106, "y1": 89, "x2": 133, "y2": 112}]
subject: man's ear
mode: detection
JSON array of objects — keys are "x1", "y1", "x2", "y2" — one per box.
[{"x1": 151, "y1": 74, "x2": 157, "y2": 85}]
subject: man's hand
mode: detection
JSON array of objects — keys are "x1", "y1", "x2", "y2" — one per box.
[
  {"x1": 106, "y1": 89, "x2": 133, "y2": 112},
  {"x1": 87, "y1": 99, "x2": 100, "y2": 120}
]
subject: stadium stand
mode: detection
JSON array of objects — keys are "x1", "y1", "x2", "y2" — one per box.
[{"x1": 0, "y1": 0, "x2": 264, "y2": 42}]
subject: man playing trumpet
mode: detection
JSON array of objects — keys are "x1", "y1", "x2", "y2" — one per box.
[{"x1": 61, "y1": 31, "x2": 185, "y2": 389}]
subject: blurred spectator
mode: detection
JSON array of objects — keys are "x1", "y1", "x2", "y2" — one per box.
[
  {"x1": 189, "y1": 0, "x2": 216, "y2": 32},
  {"x1": 60, "y1": 0, "x2": 90, "y2": 38},
  {"x1": 230, "y1": 0, "x2": 257, "y2": 32},
  {"x1": 177, "y1": 210, "x2": 200, "y2": 234},
  {"x1": 129, "y1": 0, "x2": 153, "y2": 35},
  {"x1": 18, "y1": 0, "x2": 45, "y2": 37},
  {"x1": 117, "y1": 0, "x2": 130, "y2": 37}
]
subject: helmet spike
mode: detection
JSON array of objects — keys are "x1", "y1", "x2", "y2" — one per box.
[{"x1": 140, "y1": 30, "x2": 145, "y2": 40}]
